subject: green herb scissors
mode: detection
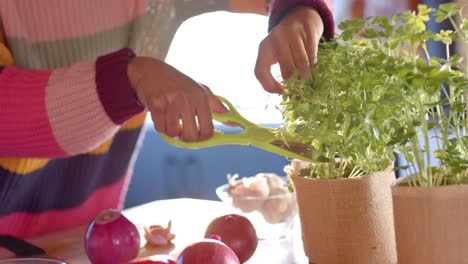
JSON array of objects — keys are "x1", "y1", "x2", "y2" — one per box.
[{"x1": 160, "y1": 96, "x2": 320, "y2": 163}]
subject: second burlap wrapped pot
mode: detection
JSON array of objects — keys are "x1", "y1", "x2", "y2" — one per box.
[
  {"x1": 287, "y1": 160, "x2": 397, "y2": 264},
  {"x1": 392, "y1": 178, "x2": 468, "y2": 264}
]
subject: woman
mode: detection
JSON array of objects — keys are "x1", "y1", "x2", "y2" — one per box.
[{"x1": 0, "y1": 0, "x2": 334, "y2": 238}]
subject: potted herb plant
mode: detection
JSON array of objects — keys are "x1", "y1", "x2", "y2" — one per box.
[
  {"x1": 386, "y1": 4, "x2": 468, "y2": 264},
  {"x1": 281, "y1": 3, "x2": 467, "y2": 263},
  {"x1": 278, "y1": 13, "x2": 417, "y2": 264}
]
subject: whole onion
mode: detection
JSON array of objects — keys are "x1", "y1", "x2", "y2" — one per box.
[
  {"x1": 176, "y1": 236, "x2": 240, "y2": 264},
  {"x1": 204, "y1": 214, "x2": 257, "y2": 263},
  {"x1": 84, "y1": 209, "x2": 140, "y2": 264}
]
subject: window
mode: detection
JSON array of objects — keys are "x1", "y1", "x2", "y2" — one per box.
[{"x1": 165, "y1": 12, "x2": 283, "y2": 125}]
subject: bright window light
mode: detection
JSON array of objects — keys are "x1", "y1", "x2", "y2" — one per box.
[{"x1": 165, "y1": 11, "x2": 283, "y2": 125}]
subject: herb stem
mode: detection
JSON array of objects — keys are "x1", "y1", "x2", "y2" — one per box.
[
  {"x1": 423, "y1": 43, "x2": 446, "y2": 159},
  {"x1": 408, "y1": 115, "x2": 429, "y2": 187},
  {"x1": 419, "y1": 97, "x2": 433, "y2": 186},
  {"x1": 448, "y1": 16, "x2": 464, "y2": 46},
  {"x1": 422, "y1": 44, "x2": 431, "y2": 63}
]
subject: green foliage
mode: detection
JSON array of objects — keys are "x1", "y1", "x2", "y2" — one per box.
[{"x1": 279, "y1": 4, "x2": 468, "y2": 184}]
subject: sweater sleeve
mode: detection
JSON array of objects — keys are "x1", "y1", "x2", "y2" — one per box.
[
  {"x1": 0, "y1": 48, "x2": 144, "y2": 158},
  {"x1": 268, "y1": 0, "x2": 335, "y2": 40}
]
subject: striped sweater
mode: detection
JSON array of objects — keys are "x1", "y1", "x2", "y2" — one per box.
[{"x1": 0, "y1": 0, "x2": 334, "y2": 238}]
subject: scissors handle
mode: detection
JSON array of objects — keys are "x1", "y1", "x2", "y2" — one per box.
[
  {"x1": 210, "y1": 96, "x2": 256, "y2": 128},
  {"x1": 161, "y1": 96, "x2": 275, "y2": 148},
  {"x1": 161, "y1": 130, "x2": 251, "y2": 149}
]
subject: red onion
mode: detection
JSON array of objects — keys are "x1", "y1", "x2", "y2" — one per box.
[
  {"x1": 84, "y1": 209, "x2": 140, "y2": 264},
  {"x1": 176, "y1": 236, "x2": 240, "y2": 264},
  {"x1": 204, "y1": 214, "x2": 257, "y2": 263},
  {"x1": 130, "y1": 255, "x2": 176, "y2": 264}
]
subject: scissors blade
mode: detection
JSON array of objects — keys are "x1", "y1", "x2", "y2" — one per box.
[{"x1": 269, "y1": 140, "x2": 329, "y2": 163}]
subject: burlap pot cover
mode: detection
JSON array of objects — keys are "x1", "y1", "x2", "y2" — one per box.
[
  {"x1": 392, "y1": 180, "x2": 468, "y2": 264},
  {"x1": 289, "y1": 165, "x2": 396, "y2": 264}
]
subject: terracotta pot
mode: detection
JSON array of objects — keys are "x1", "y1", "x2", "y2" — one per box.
[
  {"x1": 392, "y1": 178, "x2": 468, "y2": 264},
  {"x1": 288, "y1": 161, "x2": 397, "y2": 264}
]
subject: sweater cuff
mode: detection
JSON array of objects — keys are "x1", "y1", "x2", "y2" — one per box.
[
  {"x1": 268, "y1": 0, "x2": 335, "y2": 41},
  {"x1": 96, "y1": 48, "x2": 144, "y2": 125}
]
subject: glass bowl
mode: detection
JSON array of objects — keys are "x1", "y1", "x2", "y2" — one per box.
[{"x1": 216, "y1": 181, "x2": 297, "y2": 240}]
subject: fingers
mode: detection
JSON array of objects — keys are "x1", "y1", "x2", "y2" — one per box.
[
  {"x1": 274, "y1": 37, "x2": 296, "y2": 81},
  {"x1": 204, "y1": 85, "x2": 226, "y2": 113},
  {"x1": 152, "y1": 87, "x2": 216, "y2": 142},
  {"x1": 256, "y1": 30, "x2": 313, "y2": 93},
  {"x1": 152, "y1": 113, "x2": 166, "y2": 135},
  {"x1": 255, "y1": 40, "x2": 283, "y2": 94},
  {"x1": 195, "y1": 102, "x2": 214, "y2": 141},
  {"x1": 290, "y1": 34, "x2": 312, "y2": 80},
  {"x1": 164, "y1": 101, "x2": 181, "y2": 138},
  {"x1": 195, "y1": 86, "x2": 214, "y2": 141},
  {"x1": 150, "y1": 98, "x2": 167, "y2": 134},
  {"x1": 256, "y1": 7, "x2": 324, "y2": 91},
  {"x1": 203, "y1": 85, "x2": 239, "y2": 127},
  {"x1": 179, "y1": 101, "x2": 199, "y2": 142},
  {"x1": 304, "y1": 37, "x2": 317, "y2": 66},
  {"x1": 164, "y1": 90, "x2": 215, "y2": 142},
  {"x1": 304, "y1": 23, "x2": 319, "y2": 66}
]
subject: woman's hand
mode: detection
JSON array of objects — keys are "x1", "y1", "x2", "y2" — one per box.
[
  {"x1": 127, "y1": 57, "x2": 225, "y2": 142},
  {"x1": 255, "y1": 7, "x2": 324, "y2": 94}
]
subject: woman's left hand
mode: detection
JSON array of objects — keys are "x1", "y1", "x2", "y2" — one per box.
[{"x1": 255, "y1": 7, "x2": 324, "y2": 94}]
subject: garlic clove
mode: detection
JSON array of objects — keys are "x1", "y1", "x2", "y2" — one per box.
[
  {"x1": 261, "y1": 173, "x2": 286, "y2": 190},
  {"x1": 228, "y1": 174, "x2": 270, "y2": 197},
  {"x1": 227, "y1": 174, "x2": 269, "y2": 213},
  {"x1": 143, "y1": 220, "x2": 176, "y2": 246}
]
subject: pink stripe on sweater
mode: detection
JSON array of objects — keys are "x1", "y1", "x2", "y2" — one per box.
[
  {"x1": 0, "y1": 172, "x2": 131, "y2": 238},
  {"x1": 0, "y1": 67, "x2": 66, "y2": 157},
  {"x1": 0, "y1": 0, "x2": 147, "y2": 42},
  {"x1": 46, "y1": 62, "x2": 119, "y2": 155}
]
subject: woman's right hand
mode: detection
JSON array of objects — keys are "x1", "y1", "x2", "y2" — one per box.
[{"x1": 127, "y1": 57, "x2": 226, "y2": 142}]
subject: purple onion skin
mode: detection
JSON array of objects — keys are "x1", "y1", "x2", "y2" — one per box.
[
  {"x1": 177, "y1": 238, "x2": 240, "y2": 264},
  {"x1": 85, "y1": 210, "x2": 140, "y2": 264},
  {"x1": 205, "y1": 214, "x2": 258, "y2": 263}
]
